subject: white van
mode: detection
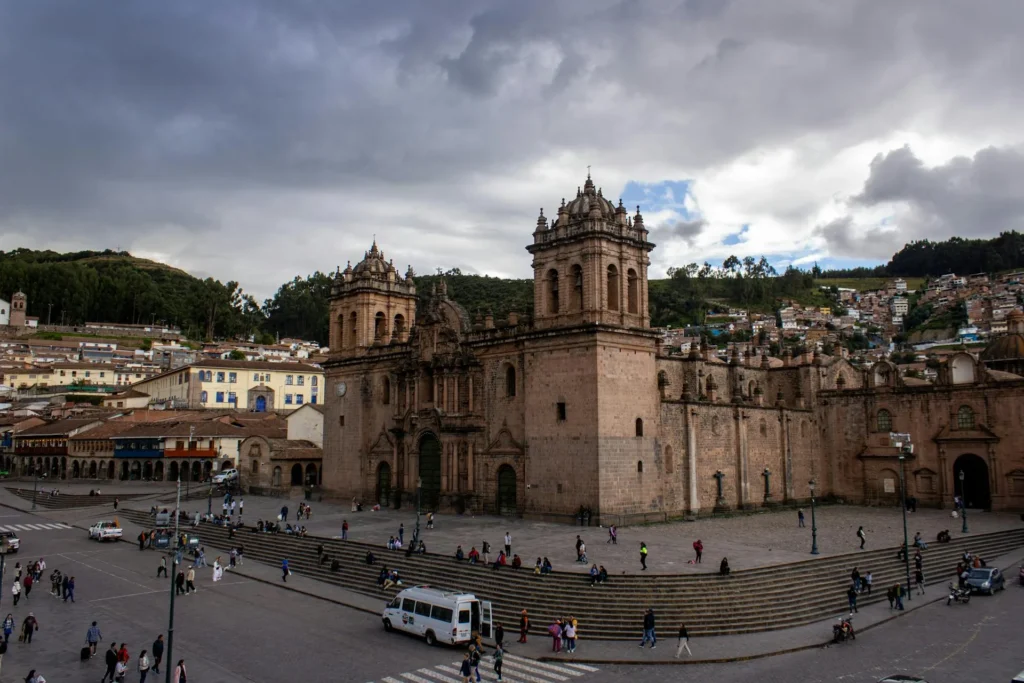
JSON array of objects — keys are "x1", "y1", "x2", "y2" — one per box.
[{"x1": 382, "y1": 585, "x2": 493, "y2": 646}]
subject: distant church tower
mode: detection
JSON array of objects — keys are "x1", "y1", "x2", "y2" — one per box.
[
  {"x1": 328, "y1": 241, "x2": 417, "y2": 357},
  {"x1": 526, "y1": 173, "x2": 654, "y2": 330},
  {"x1": 9, "y1": 292, "x2": 27, "y2": 328}
]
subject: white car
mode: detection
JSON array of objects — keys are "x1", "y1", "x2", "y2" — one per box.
[
  {"x1": 89, "y1": 521, "x2": 123, "y2": 542},
  {"x1": 0, "y1": 530, "x2": 19, "y2": 553},
  {"x1": 213, "y1": 469, "x2": 239, "y2": 485}
]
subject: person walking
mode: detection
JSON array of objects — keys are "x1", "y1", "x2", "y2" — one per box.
[
  {"x1": 915, "y1": 568, "x2": 925, "y2": 595},
  {"x1": 639, "y1": 609, "x2": 656, "y2": 648},
  {"x1": 157, "y1": 557, "x2": 167, "y2": 578},
  {"x1": 341, "y1": 520, "x2": 349, "y2": 541},
  {"x1": 2, "y1": 613, "x2": 13, "y2": 644},
  {"x1": 607, "y1": 524, "x2": 617, "y2": 544},
  {"x1": 894, "y1": 582, "x2": 905, "y2": 610},
  {"x1": 398, "y1": 524, "x2": 405, "y2": 546},
  {"x1": 238, "y1": 498, "x2": 244, "y2": 517},
  {"x1": 864, "y1": 571, "x2": 873, "y2": 595},
  {"x1": 185, "y1": 567, "x2": 196, "y2": 594},
  {"x1": 11, "y1": 579, "x2": 21, "y2": 606},
  {"x1": 492, "y1": 644, "x2": 504, "y2": 681},
  {"x1": 86, "y1": 621, "x2": 102, "y2": 656},
  {"x1": 459, "y1": 653, "x2": 472, "y2": 683},
  {"x1": 138, "y1": 649, "x2": 151, "y2": 683},
  {"x1": 282, "y1": 558, "x2": 290, "y2": 582},
  {"x1": 847, "y1": 585, "x2": 858, "y2": 613},
  {"x1": 640, "y1": 542, "x2": 648, "y2": 570},
  {"x1": 564, "y1": 620, "x2": 577, "y2": 653},
  {"x1": 798, "y1": 509, "x2": 805, "y2": 527},
  {"x1": 61, "y1": 574, "x2": 70, "y2": 601},
  {"x1": 494, "y1": 622, "x2": 504, "y2": 650},
  {"x1": 469, "y1": 644, "x2": 482, "y2": 682},
  {"x1": 482, "y1": 541, "x2": 490, "y2": 565},
  {"x1": 20, "y1": 612, "x2": 38, "y2": 643},
  {"x1": 693, "y1": 539, "x2": 703, "y2": 563},
  {"x1": 504, "y1": 532, "x2": 512, "y2": 558},
  {"x1": 151, "y1": 636, "x2": 164, "y2": 675},
  {"x1": 101, "y1": 643, "x2": 119, "y2": 683},
  {"x1": 857, "y1": 526, "x2": 866, "y2": 550},
  {"x1": 674, "y1": 623, "x2": 692, "y2": 658},
  {"x1": 172, "y1": 659, "x2": 186, "y2": 683},
  {"x1": 113, "y1": 498, "x2": 119, "y2": 511},
  {"x1": 64, "y1": 576, "x2": 75, "y2": 603},
  {"x1": 175, "y1": 570, "x2": 185, "y2": 595},
  {"x1": 23, "y1": 574, "x2": 32, "y2": 600},
  {"x1": 518, "y1": 609, "x2": 529, "y2": 643}
]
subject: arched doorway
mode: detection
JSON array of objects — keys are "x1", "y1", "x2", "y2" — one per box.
[
  {"x1": 72, "y1": 461, "x2": 81, "y2": 478},
  {"x1": 255, "y1": 395, "x2": 267, "y2": 412},
  {"x1": 106, "y1": 461, "x2": 115, "y2": 479},
  {"x1": 130, "y1": 461, "x2": 141, "y2": 480},
  {"x1": 120, "y1": 462, "x2": 129, "y2": 480},
  {"x1": 221, "y1": 461, "x2": 232, "y2": 471},
  {"x1": 376, "y1": 462, "x2": 392, "y2": 506},
  {"x1": 190, "y1": 461, "x2": 202, "y2": 481},
  {"x1": 272, "y1": 466, "x2": 282, "y2": 487},
  {"x1": 143, "y1": 461, "x2": 153, "y2": 480},
  {"x1": 305, "y1": 463, "x2": 318, "y2": 486},
  {"x1": 290, "y1": 464, "x2": 303, "y2": 486},
  {"x1": 418, "y1": 434, "x2": 442, "y2": 509},
  {"x1": 496, "y1": 465, "x2": 517, "y2": 516},
  {"x1": 88, "y1": 461, "x2": 97, "y2": 478},
  {"x1": 953, "y1": 453, "x2": 991, "y2": 510},
  {"x1": 204, "y1": 461, "x2": 213, "y2": 479},
  {"x1": 168, "y1": 461, "x2": 179, "y2": 481},
  {"x1": 155, "y1": 461, "x2": 164, "y2": 481},
  {"x1": 180, "y1": 461, "x2": 190, "y2": 481}
]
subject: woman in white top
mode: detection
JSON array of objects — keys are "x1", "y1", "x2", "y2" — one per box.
[{"x1": 138, "y1": 649, "x2": 151, "y2": 683}]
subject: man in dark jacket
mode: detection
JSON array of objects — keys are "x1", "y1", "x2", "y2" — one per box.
[
  {"x1": 101, "y1": 643, "x2": 118, "y2": 683},
  {"x1": 640, "y1": 609, "x2": 656, "y2": 648},
  {"x1": 151, "y1": 635, "x2": 164, "y2": 675}
]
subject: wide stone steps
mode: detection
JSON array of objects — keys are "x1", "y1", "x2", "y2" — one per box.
[
  {"x1": 6, "y1": 487, "x2": 154, "y2": 510},
  {"x1": 118, "y1": 509, "x2": 1024, "y2": 638}
]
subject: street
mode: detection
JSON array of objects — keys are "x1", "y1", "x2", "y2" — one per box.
[{"x1": 0, "y1": 504, "x2": 1019, "y2": 682}]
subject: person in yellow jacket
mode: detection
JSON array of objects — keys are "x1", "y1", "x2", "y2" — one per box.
[{"x1": 640, "y1": 542, "x2": 649, "y2": 570}]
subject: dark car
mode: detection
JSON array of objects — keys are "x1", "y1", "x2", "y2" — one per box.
[
  {"x1": 965, "y1": 567, "x2": 1005, "y2": 594},
  {"x1": 879, "y1": 677, "x2": 929, "y2": 683}
]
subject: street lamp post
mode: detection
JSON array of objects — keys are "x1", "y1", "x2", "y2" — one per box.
[
  {"x1": 809, "y1": 479, "x2": 819, "y2": 555},
  {"x1": 412, "y1": 477, "x2": 422, "y2": 550},
  {"x1": 898, "y1": 452, "x2": 912, "y2": 601},
  {"x1": 959, "y1": 470, "x2": 969, "y2": 534},
  {"x1": 165, "y1": 476, "x2": 182, "y2": 683}
]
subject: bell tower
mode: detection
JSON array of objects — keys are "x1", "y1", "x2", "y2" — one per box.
[
  {"x1": 328, "y1": 241, "x2": 417, "y2": 357},
  {"x1": 9, "y1": 292, "x2": 27, "y2": 328},
  {"x1": 526, "y1": 173, "x2": 654, "y2": 330}
]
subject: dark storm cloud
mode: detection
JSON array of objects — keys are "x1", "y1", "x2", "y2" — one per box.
[
  {"x1": 0, "y1": 1, "x2": 1023, "y2": 296},
  {"x1": 654, "y1": 219, "x2": 708, "y2": 245}
]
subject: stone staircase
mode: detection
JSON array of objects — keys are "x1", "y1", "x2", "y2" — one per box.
[
  {"x1": 5, "y1": 487, "x2": 156, "y2": 510},
  {"x1": 117, "y1": 508, "x2": 1024, "y2": 639}
]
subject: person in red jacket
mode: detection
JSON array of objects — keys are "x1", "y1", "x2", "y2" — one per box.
[
  {"x1": 693, "y1": 540, "x2": 703, "y2": 564},
  {"x1": 117, "y1": 643, "x2": 129, "y2": 664}
]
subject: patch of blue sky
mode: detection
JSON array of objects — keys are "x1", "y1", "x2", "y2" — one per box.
[
  {"x1": 721, "y1": 225, "x2": 749, "y2": 246},
  {"x1": 620, "y1": 179, "x2": 698, "y2": 220}
]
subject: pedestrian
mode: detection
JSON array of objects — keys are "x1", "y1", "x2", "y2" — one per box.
[
  {"x1": 886, "y1": 584, "x2": 896, "y2": 609},
  {"x1": 504, "y1": 532, "x2": 512, "y2": 557},
  {"x1": 894, "y1": 583, "x2": 905, "y2": 610},
  {"x1": 565, "y1": 619, "x2": 576, "y2": 653},
  {"x1": 172, "y1": 659, "x2": 187, "y2": 683},
  {"x1": 549, "y1": 620, "x2": 562, "y2": 652},
  {"x1": 118, "y1": 642, "x2": 129, "y2": 664},
  {"x1": 693, "y1": 539, "x2": 703, "y2": 563},
  {"x1": 798, "y1": 508, "x2": 805, "y2": 527},
  {"x1": 607, "y1": 524, "x2": 617, "y2": 544},
  {"x1": 20, "y1": 612, "x2": 38, "y2": 643},
  {"x1": 138, "y1": 532, "x2": 147, "y2": 551},
  {"x1": 857, "y1": 526, "x2": 866, "y2": 550},
  {"x1": 239, "y1": 498, "x2": 244, "y2": 516},
  {"x1": 2, "y1": 613, "x2": 13, "y2": 643},
  {"x1": 64, "y1": 576, "x2": 75, "y2": 603},
  {"x1": 494, "y1": 622, "x2": 504, "y2": 650},
  {"x1": 492, "y1": 644, "x2": 504, "y2": 681},
  {"x1": 482, "y1": 541, "x2": 490, "y2": 565},
  {"x1": 102, "y1": 643, "x2": 119, "y2": 683},
  {"x1": 86, "y1": 621, "x2": 102, "y2": 656},
  {"x1": 152, "y1": 635, "x2": 164, "y2": 675},
  {"x1": 114, "y1": 497, "x2": 119, "y2": 511},
  {"x1": 185, "y1": 567, "x2": 196, "y2": 594},
  {"x1": 426, "y1": 512, "x2": 434, "y2": 529},
  {"x1": 282, "y1": 558, "x2": 290, "y2": 582},
  {"x1": 469, "y1": 644, "x2": 482, "y2": 682},
  {"x1": 12, "y1": 579, "x2": 21, "y2": 606},
  {"x1": 675, "y1": 622, "x2": 692, "y2": 658},
  {"x1": 864, "y1": 571, "x2": 873, "y2": 594},
  {"x1": 640, "y1": 542, "x2": 648, "y2": 570},
  {"x1": 459, "y1": 653, "x2": 472, "y2": 683},
  {"x1": 138, "y1": 649, "x2": 151, "y2": 683},
  {"x1": 850, "y1": 567, "x2": 861, "y2": 592},
  {"x1": 915, "y1": 568, "x2": 925, "y2": 595},
  {"x1": 175, "y1": 570, "x2": 185, "y2": 595},
  {"x1": 114, "y1": 659, "x2": 128, "y2": 682},
  {"x1": 157, "y1": 557, "x2": 167, "y2": 578},
  {"x1": 23, "y1": 574, "x2": 32, "y2": 599},
  {"x1": 847, "y1": 585, "x2": 858, "y2": 613},
  {"x1": 518, "y1": 609, "x2": 529, "y2": 643},
  {"x1": 341, "y1": 520, "x2": 349, "y2": 541},
  {"x1": 398, "y1": 523, "x2": 404, "y2": 545},
  {"x1": 639, "y1": 609, "x2": 656, "y2": 648}
]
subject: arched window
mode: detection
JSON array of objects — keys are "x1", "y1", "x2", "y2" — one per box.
[
  {"x1": 393, "y1": 314, "x2": 405, "y2": 339},
  {"x1": 664, "y1": 445, "x2": 673, "y2": 474},
  {"x1": 607, "y1": 265, "x2": 620, "y2": 311},
  {"x1": 382, "y1": 376, "x2": 391, "y2": 405},
  {"x1": 957, "y1": 405, "x2": 975, "y2": 430},
  {"x1": 627, "y1": 268, "x2": 638, "y2": 314},
  {"x1": 374, "y1": 312, "x2": 387, "y2": 341},
  {"x1": 547, "y1": 269, "x2": 560, "y2": 314},
  {"x1": 272, "y1": 466, "x2": 282, "y2": 487},
  {"x1": 876, "y1": 409, "x2": 892, "y2": 432},
  {"x1": 571, "y1": 264, "x2": 584, "y2": 311},
  {"x1": 637, "y1": 460, "x2": 643, "y2": 473},
  {"x1": 336, "y1": 315, "x2": 344, "y2": 349},
  {"x1": 349, "y1": 311, "x2": 358, "y2": 346},
  {"x1": 635, "y1": 417, "x2": 644, "y2": 437},
  {"x1": 505, "y1": 365, "x2": 516, "y2": 398},
  {"x1": 200, "y1": 391, "x2": 208, "y2": 403},
  {"x1": 759, "y1": 419, "x2": 767, "y2": 437}
]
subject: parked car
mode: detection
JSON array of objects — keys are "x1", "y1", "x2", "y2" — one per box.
[
  {"x1": 965, "y1": 567, "x2": 1005, "y2": 594},
  {"x1": 212, "y1": 468, "x2": 238, "y2": 485},
  {"x1": 89, "y1": 521, "x2": 123, "y2": 542},
  {"x1": 0, "y1": 530, "x2": 20, "y2": 553}
]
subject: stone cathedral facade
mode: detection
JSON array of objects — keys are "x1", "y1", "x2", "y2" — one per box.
[{"x1": 320, "y1": 174, "x2": 1024, "y2": 524}]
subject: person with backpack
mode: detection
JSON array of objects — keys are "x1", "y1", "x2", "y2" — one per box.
[{"x1": 20, "y1": 613, "x2": 37, "y2": 644}]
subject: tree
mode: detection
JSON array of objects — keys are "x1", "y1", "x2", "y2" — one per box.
[{"x1": 229, "y1": 349, "x2": 247, "y2": 360}]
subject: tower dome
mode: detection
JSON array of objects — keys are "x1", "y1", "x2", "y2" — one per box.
[
  {"x1": 352, "y1": 241, "x2": 389, "y2": 278},
  {"x1": 564, "y1": 173, "x2": 615, "y2": 220},
  {"x1": 980, "y1": 309, "x2": 1024, "y2": 376}
]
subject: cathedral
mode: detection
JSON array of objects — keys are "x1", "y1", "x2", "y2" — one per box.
[{"x1": 321, "y1": 174, "x2": 1024, "y2": 524}]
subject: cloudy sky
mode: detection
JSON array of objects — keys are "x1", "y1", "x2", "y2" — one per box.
[{"x1": 2, "y1": 1, "x2": 1023, "y2": 300}]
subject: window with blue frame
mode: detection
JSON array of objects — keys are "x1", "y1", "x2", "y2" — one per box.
[
  {"x1": 216, "y1": 392, "x2": 225, "y2": 403},
  {"x1": 201, "y1": 391, "x2": 208, "y2": 403},
  {"x1": 286, "y1": 375, "x2": 294, "y2": 385},
  {"x1": 229, "y1": 372, "x2": 237, "y2": 383},
  {"x1": 228, "y1": 392, "x2": 237, "y2": 404},
  {"x1": 285, "y1": 394, "x2": 293, "y2": 405},
  {"x1": 253, "y1": 373, "x2": 259, "y2": 382},
  {"x1": 311, "y1": 394, "x2": 317, "y2": 404},
  {"x1": 297, "y1": 376, "x2": 305, "y2": 386},
  {"x1": 296, "y1": 394, "x2": 304, "y2": 405},
  {"x1": 217, "y1": 372, "x2": 225, "y2": 382}
]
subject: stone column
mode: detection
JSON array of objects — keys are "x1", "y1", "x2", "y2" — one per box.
[
  {"x1": 454, "y1": 375, "x2": 460, "y2": 413},
  {"x1": 782, "y1": 411, "x2": 794, "y2": 501},
  {"x1": 988, "y1": 444, "x2": 999, "y2": 498},
  {"x1": 937, "y1": 448, "x2": 948, "y2": 508},
  {"x1": 467, "y1": 442, "x2": 475, "y2": 493},
  {"x1": 737, "y1": 410, "x2": 750, "y2": 508},
  {"x1": 468, "y1": 376, "x2": 474, "y2": 412},
  {"x1": 686, "y1": 408, "x2": 699, "y2": 514},
  {"x1": 440, "y1": 441, "x2": 449, "y2": 491}
]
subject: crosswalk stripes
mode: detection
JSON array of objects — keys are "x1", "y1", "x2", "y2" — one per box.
[
  {"x1": 0, "y1": 523, "x2": 73, "y2": 532},
  {"x1": 373, "y1": 653, "x2": 599, "y2": 683}
]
